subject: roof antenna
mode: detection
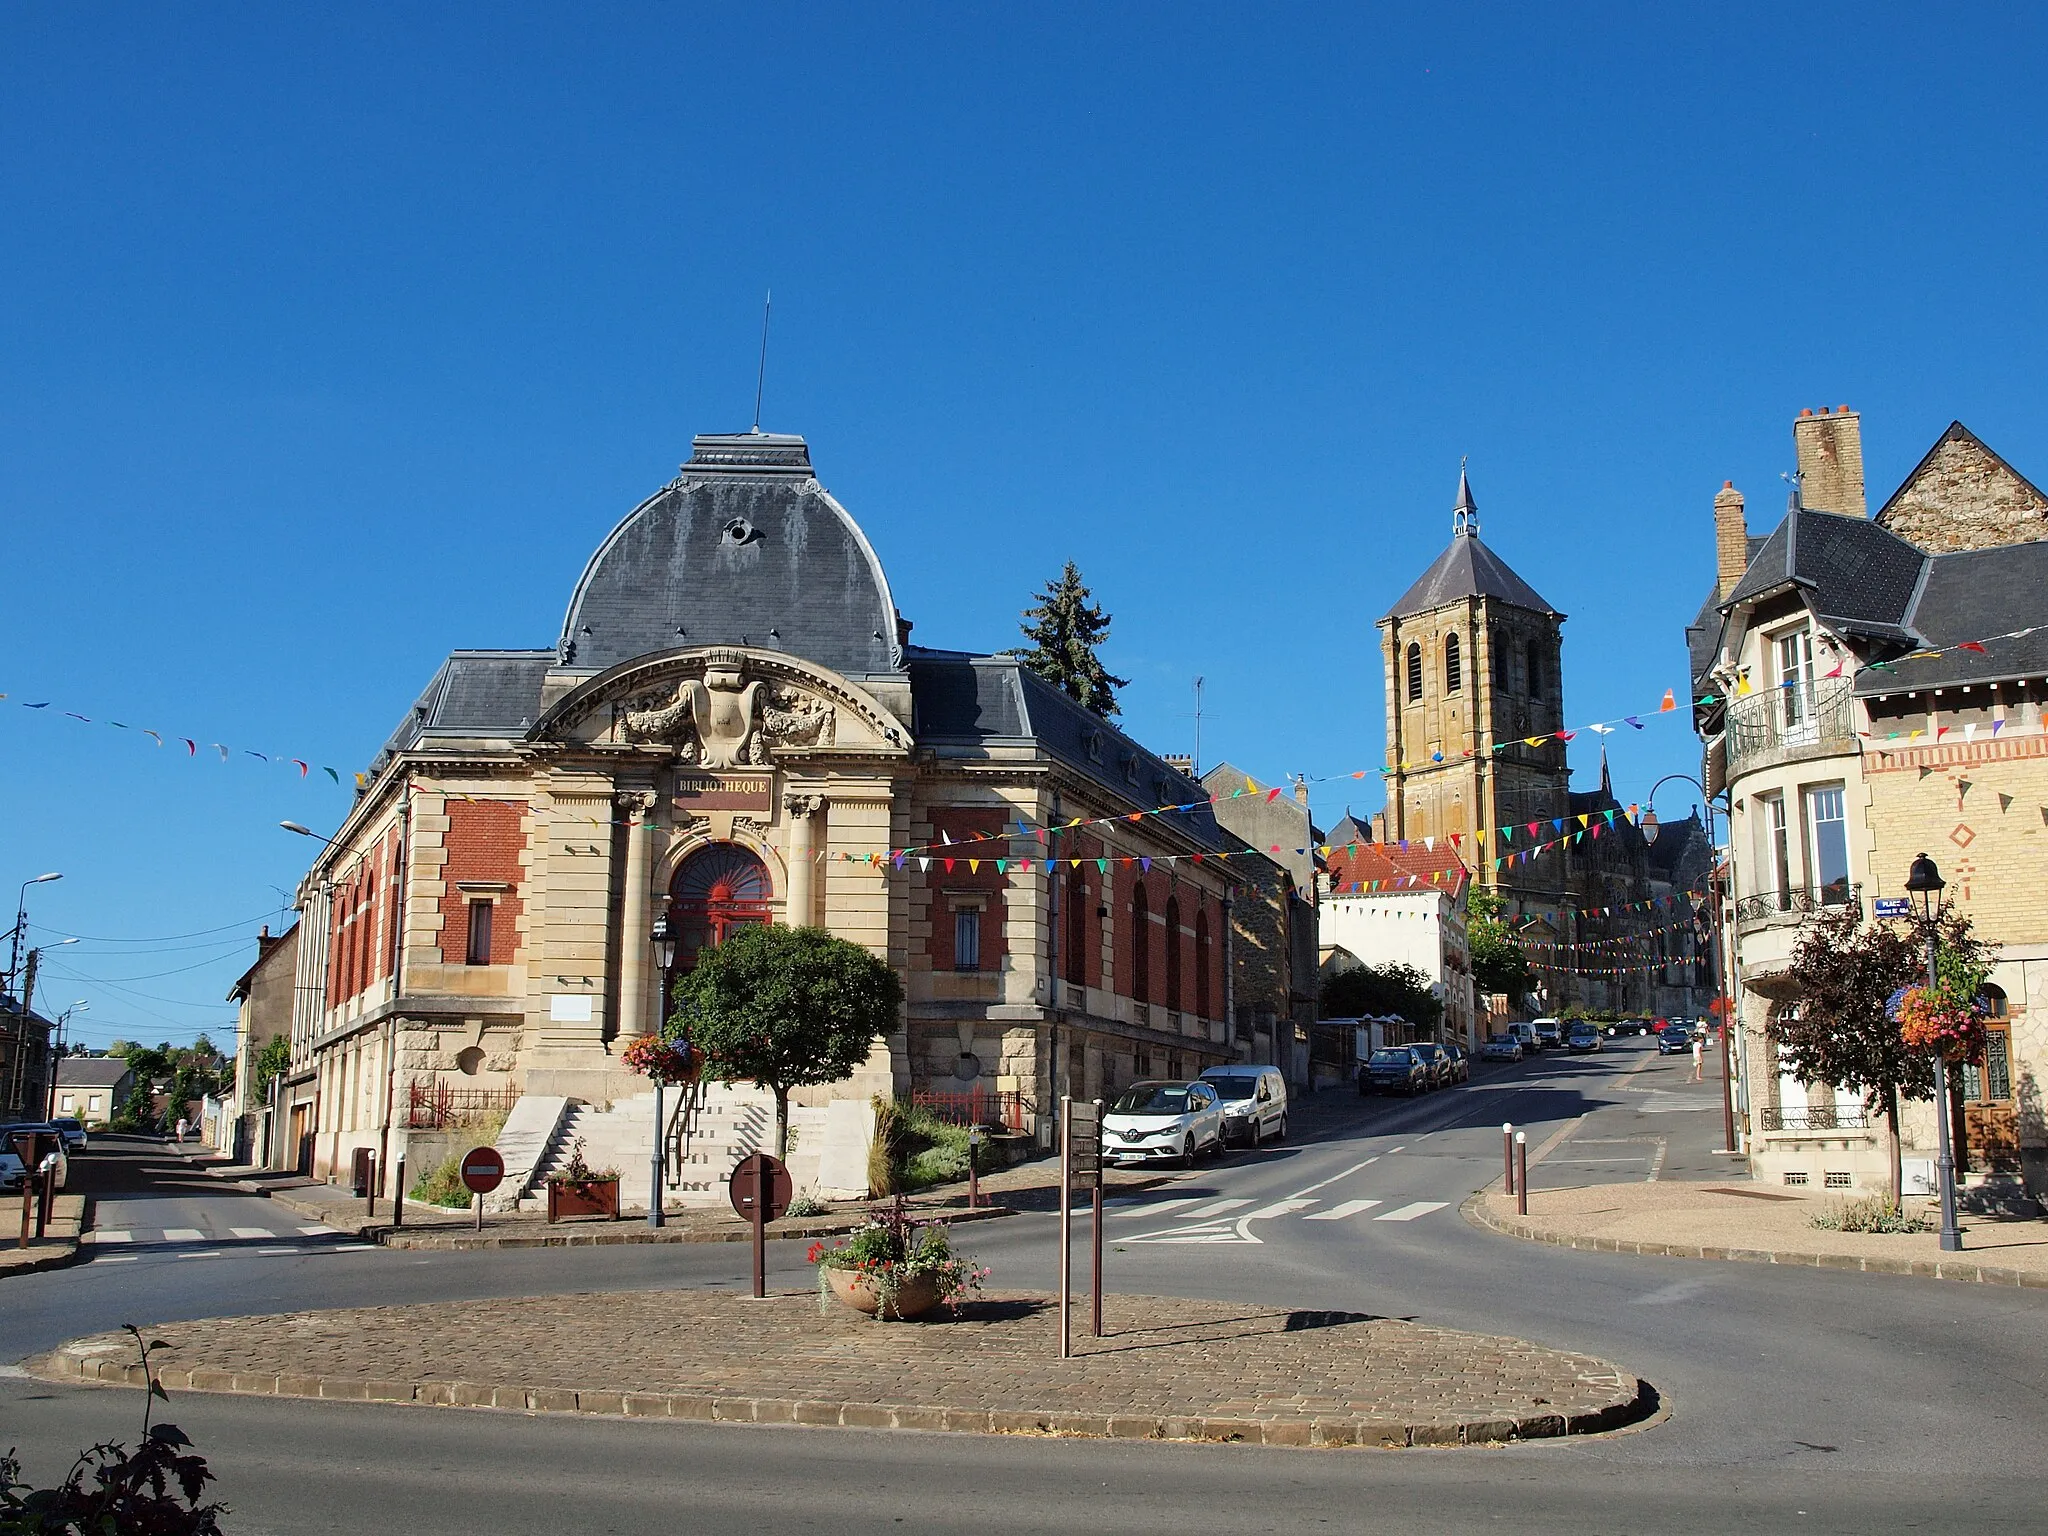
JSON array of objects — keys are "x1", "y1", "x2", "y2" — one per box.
[
  {"x1": 1192, "y1": 675, "x2": 1204, "y2": 778},
  {"x1": 751, "y1": 290, "x2": 772, "y2": 434}
]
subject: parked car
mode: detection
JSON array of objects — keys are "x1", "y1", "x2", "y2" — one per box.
[
  {"x1": 1533, "y1": 1018, "x2": 1566, "y2": 1050},
  {"x1": 1359, "y1": 1047, "x2": 1429, "y2": 1097},
  {"x1": 1199, "y1": 1064, "x2": 1289, "y2": 1146},
  {"x1": 1506, "y1": 1021, "x2": 1539, "y2": 1052},
  {"x1": 0, "y1": 1128, "x2": 67, "y2": 1189},
  {"x1": 1103, "y1": 1080, "x2": 1225, "y2": 1167},
  {"x1": 1410, "y1": 1042, "x2": 1453, "y2": 1089},
  {"x1": 1566, "y1": 1022, "x2": 1604, "y2": 1053},
  {"x1": 1479, "y1": 1034, "x2": 1524, "y2": 1062},
  {"x1": 0, "y1": 1148, "x2": 23, "y2": 1194},
  {"x1": 1657, "y1": 1024, "x2": 1695, "y2": 1055},
  {"x1": 1440, "y1": 1043, "x2": 1471, "y2": 1083},
  {"x1": 49, "y1": 1117, "x2": 88, "y2": 1152}
]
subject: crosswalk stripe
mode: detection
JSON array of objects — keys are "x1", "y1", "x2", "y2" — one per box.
[
  {"x1": 299, "y1": 1225, "x2": 339, "y2": 1237},
  {"x1": 1111, "y1": 1195, "x2": 1197, "y2": 1216},
  {"x1": 162, "y1": 1228, "x2": 204, "y2": 1242},
  {"x1": 1243, "y1": 1199, "x2": 1315, "y2": 1221},
  {"x1": 1373, "y1": 1201, "x2": 1448, "y2": 1222},
  {"x1": 1303, "y1": 1199, "x2": 1382, "y2": 1221},
  {"x1": 230, "y1": 1227, "x2": 274, "y2": 1239},
  {"x1": 1185, "y1": 1198, "x2": 1253, "y2": 1219},
  {"x1": 91, "y1": 1230, "x2": 133, "y2": 1243}
]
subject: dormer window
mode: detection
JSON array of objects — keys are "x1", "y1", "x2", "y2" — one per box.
[{"x1": 1085, "y1": 731, "x2": 1104, "y2": 764}]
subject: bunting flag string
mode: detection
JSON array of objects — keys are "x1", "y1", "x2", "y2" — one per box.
[
  {"x1": 1513, "y1": 914, "x2": 1706, "y2": 954},
  {"x1": 2, "y1": 688, "x2": 360, "y2": 789},
  {"x1": 1700, "y1": 622, "x2": 2048, "y2": 702}
]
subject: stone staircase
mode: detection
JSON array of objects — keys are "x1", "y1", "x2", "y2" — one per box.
[{"x1": 520, "y1": 1083, "x2": 784, "y2": 1212}]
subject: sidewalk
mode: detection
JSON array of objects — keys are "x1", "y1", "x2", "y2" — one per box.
[
  {"x1": 1469, "y1": 1181, "x2": 2048, "y2": 1287},
  {"x1": 33, "y1": 1288, "x2": 1651, "y2": 1449},
  {"x1": 0, "y1": 1194, "x2": 86, "y2": 1278}
]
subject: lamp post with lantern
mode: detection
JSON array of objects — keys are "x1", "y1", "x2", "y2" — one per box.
[
  {"x1": 1905, "y1": 852, "x2": 1963, "y2": 1252},
  {"x1": 647, "y1": 915, "x2": 678, "y2": 1229}
]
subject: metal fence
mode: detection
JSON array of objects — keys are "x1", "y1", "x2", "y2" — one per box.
[
  {"x1": 1734, "y1": 883, "x2": 1861, "y2": 929},
  {"x1": 1726, "y1": 677, "x2": 1855, "y2": 774},
  {"x1": 404, "y1": 1079, "x2": 518, "y2": 1129},
  {"x1": 1758, "y1": 1103, "x2": 1869, "y2": 1132},
  {"x1": 909, "y1": 1087, "x2": 1028, "y2": 1133}
]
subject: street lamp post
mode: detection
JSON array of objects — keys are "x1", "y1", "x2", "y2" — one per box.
[
  {"x1": 46, "y1": 1001, "x2": 88, "y2": 1119},
  {"x1": 5, "y1": 872, "x2": 62, "y2": 1003},
  {"x1": 1641, "y1": 777, "x2": 1739, "y2": 1155},
  {"x1": 1906, "y1": 852, "x2": 1963, "y2": 1253},
  {"x1": 648, "y1": 916, "x2": 677, "y2": 1230}
]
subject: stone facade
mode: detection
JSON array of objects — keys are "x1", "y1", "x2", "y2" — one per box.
[{"x1": 1877, "y1": 421, "x2": 2048, "y2": 554}]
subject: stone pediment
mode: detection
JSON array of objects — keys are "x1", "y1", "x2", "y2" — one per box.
[{"x1": 530, "y1": 647, "x2": 911, "y2": 764}]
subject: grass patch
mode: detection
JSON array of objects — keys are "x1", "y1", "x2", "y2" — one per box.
[
  {"x1": 1810, "y1": 1194, "x2": 1929, "y2": 1234},
  {"x1": 410, "y1": 1154, "x2": 476, "y2": 1209}
]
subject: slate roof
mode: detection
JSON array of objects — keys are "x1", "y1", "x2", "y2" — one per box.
[
  {"x1": 372, "y1": 651, "x2": 555, "y2": 769},
  {"x1": 1723, "y1": 507, "x2": 1924, "y2": 641},
  {"x1": 906, "y1": 651, "x2": 1229, "y2": 851},
  {"x1": 1858, "y1": 539, "x2": 2048, "y2": 694},
  {"x1": 56, "y1": 1057, "x2": 133, "y2": 1089},
  {"x1": 558, "y1": 432, "x2": 902, "y2": 680},
  {"x1": 1385, "y1": 529, "x2": 1560, "y2": 621}
]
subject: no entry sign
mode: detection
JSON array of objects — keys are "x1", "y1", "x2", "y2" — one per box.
[
  {"x1": 461, "y1": 1146, "x2": 507, "y2": 1195},
  {"x1": 727, "y1": 1153, "x2": 792, "y2": 1223}
]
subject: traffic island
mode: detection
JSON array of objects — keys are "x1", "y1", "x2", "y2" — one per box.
[{"x1": 30, "y1": 1290, "x2": 1653, "y2": 1449}]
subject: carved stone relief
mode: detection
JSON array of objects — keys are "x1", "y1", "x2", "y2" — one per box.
[{"x1": 621, "y1": 650, "x2": 837, "y2": 766}]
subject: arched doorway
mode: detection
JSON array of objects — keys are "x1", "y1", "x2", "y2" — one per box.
[{"x1": 666, "y1": 843, "x2": 773, "y2": 984}]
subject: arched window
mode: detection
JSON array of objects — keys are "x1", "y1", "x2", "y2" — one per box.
[
  {"x1": 1406, "y1": 642, "x2": 1423, "y2": 702},
  {"x1": 1164, "y1": 895, "x2": 1183, "y2": 1012},
  {"x1": 1065, "y1": 864, "x2": 1087, "y2": 987},
  {"x1": 1980, "y1": 982, "x2": 2008, "y2": 1017},
  {"x1": 667, "y1": 843, "x2": 772, "y2": 973},
  {"x1": 1131, "y1": 883, "x2": 1151, "y2": 1004},
  {"x1": 1527, "y1": 638, "x2": 1543, "y2": 696},
  {"x1": 1194, "y1": 906, "x2": 1212, "y2": 1019},
  {"x1": 1444, "y1": 632, "x2": 1462, "y2": 694}
]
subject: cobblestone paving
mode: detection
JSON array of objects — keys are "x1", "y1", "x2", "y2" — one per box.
[{"x1": 36, "y1": 1290, "x2": 1646, "y2": 1448}]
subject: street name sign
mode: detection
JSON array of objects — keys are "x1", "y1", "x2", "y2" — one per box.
[{"x1": 1873, "y1": 897, "x2": 1912, "y2": 918}]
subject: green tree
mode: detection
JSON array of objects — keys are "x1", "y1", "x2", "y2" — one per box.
[
  {"x1": 1007, "y1": 561, "x2": 1130, "y2": 718},
  {"x1": 667, "y1": 924, "x2": 903, "y2": 1160},
  {"x1": 1319, "y1": 962, "x2": 1443, "y2": 1031},
  {"x1": 1467, "y1": 888, "x2": 1537, "y2": 1004},
  {"x1": 252, "y1": 1034, "x2": 292, "y2": 1096}
]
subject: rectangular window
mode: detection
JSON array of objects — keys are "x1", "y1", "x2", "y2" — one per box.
[
  {"x1": 953, "y1": 908, "x2": 982, "y2": 972},
  {"x1": 59, "y1": 1094, "x2": 73, "y2": 1113},
  {"x1": 89, "y1": 1094, "x2": 103, "y2": 1113},
  {"x1": 1805, "y1": 785, "x2": 1849, "y2": 904},
  {"x1": 466, "y1": 900, "x2": 494, "y2": 966},
  {"x1": 1963, "y1": 1027, "x2": 2012, "y2": 1103},
  {"x1": 1777, "y1": 627, "x2": 1815, "y2": 732},
  {"x1": 1753, "y1": 793, "x2": 1792, "y2": 908}
]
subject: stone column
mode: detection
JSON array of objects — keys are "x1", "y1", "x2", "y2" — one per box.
[
  {"x1": 784, "y1": 794, "x2": 825, "y2": 928},
  {"x1": 617, "y1": 793, "x2": 657, "y2": 1038}
]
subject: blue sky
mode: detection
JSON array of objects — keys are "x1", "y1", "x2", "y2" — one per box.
[{"x1": 5, "y1": 6, "x2": 2046, "y2": 1050}]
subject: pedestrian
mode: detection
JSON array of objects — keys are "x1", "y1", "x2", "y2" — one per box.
[
  {"x1": 175, "y1": 1115, "x2": 189, "y2": 1144},
  {"x1": 1689, "y1": 1031, "x2": 1705, "y2": 1084}
]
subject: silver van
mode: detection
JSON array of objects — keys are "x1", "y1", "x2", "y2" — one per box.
[{"x1": 1198, "y1": 1065, "x2": 1289, "y2": 1147}]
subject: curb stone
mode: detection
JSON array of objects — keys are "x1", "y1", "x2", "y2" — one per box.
[
  {"x1": 375, "y1": 1204, "x2": 1017, "y2": 1251},
  {"x1": 27, "y1": 1339, "x2": 1655, "y2": 1450},
  {"x1": 1461, "y1": 1191, "x2": 2048, "y2": 1289}
]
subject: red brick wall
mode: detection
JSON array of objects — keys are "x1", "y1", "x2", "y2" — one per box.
[
  {"x1": 439, "y1": 800, "x2": 525, "y2": 964},
  {"x1": 921, "y1": 809, "x2": 1010, "y2": 972}
]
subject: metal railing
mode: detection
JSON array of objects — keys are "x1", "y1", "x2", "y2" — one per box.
[
  {"x1": 910, "y1": 1087, "x2": 1029, "y2": 1133},
  {"x1": 1726, "y1": 678, "x2": 1856, "y2": 774},
  {"x1": 403, "y1": 1079, "x2": 518, "y2": 1129},
  {"x1": 1735, "y1": 883, "x2": 1860, "y2": 929},
  {"x1": 1758, "y1": 1104, "x2": 1869, "y2": 1132}
]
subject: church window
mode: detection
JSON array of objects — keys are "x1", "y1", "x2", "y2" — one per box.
[
  {"x1": 1444, "y1": 633, "x2": 1462, "y2": 694},
  {"x1": 1406, "y1": 642, "x2": 1423, "y2": 702}
]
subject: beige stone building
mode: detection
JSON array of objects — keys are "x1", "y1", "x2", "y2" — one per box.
[
  {"x1": 1690, "y1": 407, "x2": 2048, "y2": 1198},
  {"x1": 286, "y1": 430, "x2": 1286, "y2": 1209}
]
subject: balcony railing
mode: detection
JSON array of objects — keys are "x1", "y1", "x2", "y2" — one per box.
[
  {"x1": 1735, "y1": 883, "x2": 1860, "y2": 931},
  {"x1": 1758, "y1": 1103, "x2": 1869, "y2": 1132},
  {"x1": 1726, "y1": 678, "x2": 1856, "y2": 775}
]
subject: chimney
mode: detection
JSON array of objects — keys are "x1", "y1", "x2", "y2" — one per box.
[
  {"x1": 1792, "y1": 405, "x2": 1867, "y2": 517},
  {"x1": 1714, "y1": 481, "x2": 1748, "y2": 600}
]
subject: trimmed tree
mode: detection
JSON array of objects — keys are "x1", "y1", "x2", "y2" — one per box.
[
  {"x1": 1467, "y1": 888, "x2": 1537, "y2": 1006},
  {"x1": 667, "y1": 924, "x2": 903, "y2": 1160},
  {"x1": 1007, "y1": 561, "x2": 1130, "y2": 718},
  {"x1": 1319, "y1": 962, "x2": 1443, "y2": 1033}
]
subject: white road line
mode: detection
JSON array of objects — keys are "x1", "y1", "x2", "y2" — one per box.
[
  {"x1": 230, "y1": 1227, "x2": 274, "y2": 1239},
  {"x1": 90, "y1": 1230, "x2": 133, "y2": 1244},
  {"x1": 1184, "y1": 1198, "x2": 1253, "y2": 1219},
  {"x1": 1110, "y1": 1196, "x2": 1197, "y2": 1216},
  {"x1": 299, "y1": 1226, "x2": 340, "y2": 1236},
  {"x1": 1290, "y1": 1155, "x2": 1379, "y2": 1200},
  {"x1": 177, "y1": 1250, "x2": 224, "y2": 1259},
  {"x1": 1303, "y1": 1199, "x2": 1383, "y2": 1221},
  {"x1": 256, "y1": 1247, "x2": 301, "y2": 1255},
  {"x1": 97, "y1": 1255, "x2": 139, "y2": 1263},
  {"x1": 1373, "y1": 1201, "x2": 1448, "y2": 1223},
  {"x1": 1241, "y1": 1199, "x2": 1315, "y2": 1222},
  {"x1": 162, "y1": 1228, "x2": 205, "y2": 1242},
  {"x1": 330, "y1": 1243, "x2": 376, "y2": 1252}
]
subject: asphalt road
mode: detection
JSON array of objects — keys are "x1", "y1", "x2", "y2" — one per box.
[{"x1": 5, "y1": 1043, "x2": 2044, "y2": 1533}]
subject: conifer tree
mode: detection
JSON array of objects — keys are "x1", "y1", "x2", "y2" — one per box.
[{"x1": 1008, "y1": 561, "x2": 1130, "y2": 718}]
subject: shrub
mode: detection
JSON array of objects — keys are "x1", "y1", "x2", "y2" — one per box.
[
  {"x1": 409, "y1": 1155, "x2": 473, "y2": 1210},
  {"x1": 784, "y1": 1188, "x2": 830, "y2": 1219},
  {"x1": 1811, "y1": 1195, "x2": 1929, "y2": 1234}
]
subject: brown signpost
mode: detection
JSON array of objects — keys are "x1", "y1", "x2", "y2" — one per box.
[
  {"x1": 728, "y1": 1152, "x2": 791, "y2": 1299},
  {"x1": 461, "y1": 1146, "x2": 506, "y2": 1232},
  {"x1": 1057, "y1": 1098, "x2": 1104, "y2": 1357},
  {"x1": 12, "y1": 1131, "x2": 58, "y2": 1248}
]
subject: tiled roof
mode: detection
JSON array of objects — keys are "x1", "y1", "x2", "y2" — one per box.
[{"x1": 1324, "y1": 840, "x2": 1469, "y2": 897}]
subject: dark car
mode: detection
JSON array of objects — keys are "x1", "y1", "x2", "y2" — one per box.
[
  {"x1": 1479, "y1": 1034, "x2": 1523, "y2": 1062},
  {"x1": 1440, "y1": 1043, "x2": 1471, "y2": 1083},
  {"x1": 1533, "y1": 1019, "x2": 1566, "y2": 1050},
  {"x1": 1657, "y1": 1024, "x2": 1694, "y2": 1055},
  {"x1": 1565, "y1": 1022, "x2": 1603, "y2": 1053},
  {"x1": 1359, "y1": 1047, "x2": 1428, "y2": 1097},
  {"x1": 1410, "y1": 1042, "x2": 1453, "y2": 1089}
]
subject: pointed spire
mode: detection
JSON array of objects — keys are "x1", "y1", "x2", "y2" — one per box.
[
  {"x1": 1600, "y1": 743, "x2": 1612, "y2": 798},
  {"x1": 1453, "y1": 457, "x2": 1479, "y2": 536}
]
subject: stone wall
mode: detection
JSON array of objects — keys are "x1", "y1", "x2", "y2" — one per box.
[{"x1": 1876, "y1": 424, "x2": 2048, "y2": 554}]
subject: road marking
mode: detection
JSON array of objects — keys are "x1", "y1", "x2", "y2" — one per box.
[
  {"x1": 331, "y1": 1243, "x2": 376, "y2": 1252},
  {"x1": 1303, "y1": 1199, "x2": 1383, "y2": 1221},
  {"x1": 1184, "y1": 1198, "x2": 1253, "y2": 1219},
  {"x1": 1373, "y1": 1201, "x2": 1448, "y2": 1222},
  {"x1": 1241, "y1": 1199, "x2": 1315, "y2": 1221},
  {"x1": 90, "y1": 1230, "x2": 133, "y2": 1243},
  {"x1": 1290, "y1": 1155, "x2": 1380, "y2": 1200},
  {"x1": 256, "y1": 1247, "x2": 301, "y2": 1255},
  {"x1": 299, "y1": 1225, "x2": 340, "y2": 1236},
  {"x1": 177, "y1": 1250, "x2": 224, "y2": 1259},
  {"x1": 230, "y1": 1227, "x2": 274, "y2": 1239},
  {"x1": 97, "y1": 1255, "x2": 139, "y2": 1263},
  {"x1": 162, "y1": 1228, "x2": 205, "y2": 1242},
  {"x1": 1110, "y1": 1196, "x2": 1197, "y2": 1216}
]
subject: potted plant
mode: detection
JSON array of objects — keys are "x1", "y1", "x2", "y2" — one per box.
[
  {"x1": 809, "y1": 1203, "x2": 987, "y2": 1320},
  {"x1": 545, "y1": 1137, "x2": 622, "y2": 1222}
]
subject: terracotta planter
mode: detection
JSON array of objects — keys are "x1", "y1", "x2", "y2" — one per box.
[
  {"x1": 824, "y1": 1266, "x2": 944, "y2": 1320},
  {"x1": 547, "y1": 1177, "x2": 621, "y2": 1223}
]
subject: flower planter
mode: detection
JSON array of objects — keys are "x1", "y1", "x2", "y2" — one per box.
[
  {"x1": 824, "y1": 1267, "x2": 944, "y2": 1320},
  {"x1": 546, "y1": 1177, "x2": 621, "y2": 1223}
]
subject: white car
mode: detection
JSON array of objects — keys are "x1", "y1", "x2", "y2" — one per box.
[
  {"x1": 1199, "y1": 1064, "x2": 1289, "y2": 1146},
  {"x1": 1102, "y1": 1080, "x2": 1226, "y2": 1167}
]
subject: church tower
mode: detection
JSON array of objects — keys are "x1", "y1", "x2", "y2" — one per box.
[{"x1": 1377, "y1": 467, "x2": 1572, "y2": 903}]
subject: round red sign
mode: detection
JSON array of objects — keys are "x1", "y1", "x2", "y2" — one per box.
[
  {"x1": 727, "y1": 1152, "x2": 793, "y2": 1223},
  {"x1": 461, "y1": 1146, "x2": 507, "y2": 1195}
]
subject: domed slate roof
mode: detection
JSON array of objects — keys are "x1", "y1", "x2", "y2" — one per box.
[{"x1": 557, "y1": 431, "x2": 904, "y2": 678}]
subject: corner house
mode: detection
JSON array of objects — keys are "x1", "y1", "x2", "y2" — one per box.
[{"x1": 284, "y1": 431, "x2": 1287, "y2": 1208}]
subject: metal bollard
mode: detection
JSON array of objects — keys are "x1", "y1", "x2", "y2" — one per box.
[
  {"x1": 1502, "y1": 1123, "x2": 1516, "y2": 1196},
  {"x1": 393, "y1": 1157, "x2": 406, "y2": 1230},
  {"x1": 1515, "y1": 1131, "x2": 1529, "y2": 1216}
]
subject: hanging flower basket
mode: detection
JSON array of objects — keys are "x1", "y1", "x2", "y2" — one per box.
[
  {"x1": 1895, "y1": 985, "x2": 1986, "y2": 1064},
  {"x1": 622, "y1": 1034, "x2": 703, "y2": 1086}
]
